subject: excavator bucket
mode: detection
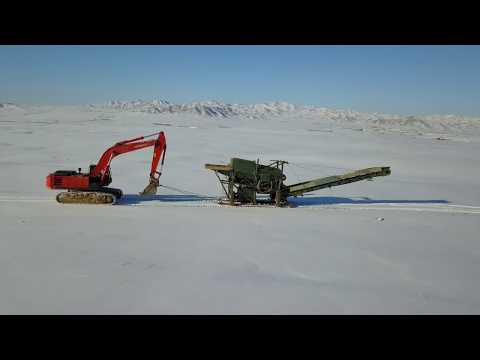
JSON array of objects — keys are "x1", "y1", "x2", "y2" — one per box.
[{"x1": 140, "y1": 177, "x2": 159, "y2": 196}]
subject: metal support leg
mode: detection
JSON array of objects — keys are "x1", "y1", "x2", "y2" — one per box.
[
  {"x1": 275, "y1": 189, "x2": 281, "y2": 207},
  {"x1": 228, "y1": 175, "x2": 234, "y2": 205}
]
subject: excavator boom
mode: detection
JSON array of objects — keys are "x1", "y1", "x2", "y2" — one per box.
[{"x1": 91, "y1": 132, "x2": 166, "y2": 182}]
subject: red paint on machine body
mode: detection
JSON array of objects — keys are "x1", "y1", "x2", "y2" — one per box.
[{"x1": 45, "y1": 131, "x2": 167, "y2": 192}]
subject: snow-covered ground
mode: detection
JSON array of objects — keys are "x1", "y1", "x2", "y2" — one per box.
[{"x1": 1, "y1": 102, "x2": 480, "y2": 314}]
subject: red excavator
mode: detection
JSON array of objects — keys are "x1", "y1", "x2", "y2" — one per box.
[{"x1": 45, "y1": 131, "x2": 167, "y2": 204}]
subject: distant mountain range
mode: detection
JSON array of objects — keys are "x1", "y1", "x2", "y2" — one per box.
[
  {"x1": 92, "y1": 99, "x2": 480, "y2": 134},
  {"x1": 3, "y1": 100, "x2": 480, "y2": 135},
  {"x1": 97, "y1": 99, "x2": 397, "y2": 121},
  {"x1": 96, "y1": 100, "x2": 305, "y2": 118}
]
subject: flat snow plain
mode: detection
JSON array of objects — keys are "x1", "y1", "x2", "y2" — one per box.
[{"x1": 1, "y1": 105, "x2": 480, "y2": 314}]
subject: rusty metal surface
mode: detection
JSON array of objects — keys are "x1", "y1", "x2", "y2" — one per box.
[{"x1": 204, "y1": 164, "x2": 233, "y2": 172}]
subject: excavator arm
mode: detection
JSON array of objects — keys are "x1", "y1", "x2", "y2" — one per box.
[
  {"x1": 92, "y1": 131, "x2": 167, "y2": 184},
  {"x1": 149, "y1": 132, "x2": 167, "y2": 182}
]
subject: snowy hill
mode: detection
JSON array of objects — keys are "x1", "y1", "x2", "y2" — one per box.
[
  {"x1": 0, "y1": 103, "x2": 22, "y2": 111},
  {"x1": 94, "y1": 99, "x2": 480, "y2": 136},
  {"x1": 97, "y1": 99, "x2": 301, "y2": 118},
  {"x1": 97, "y1": 99, "x2": 380, "y2": 120}
]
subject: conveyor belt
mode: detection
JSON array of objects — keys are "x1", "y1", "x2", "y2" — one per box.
[{"x1": 287, "y1": 167, "x2": 391, "y2": 196}]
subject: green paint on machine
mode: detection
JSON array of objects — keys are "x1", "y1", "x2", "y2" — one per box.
[{"x1": 205, "y1": 158, "x2": 391, "y2": 207}]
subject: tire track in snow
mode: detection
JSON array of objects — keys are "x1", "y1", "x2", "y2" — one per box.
[
  {"x1": 116, "y1": 200, "x2": 480, "y2": 214},
  {"x1": 307, "y1": 203, "x2": 480, "y2": 214},
  {"x1": 0, "y1": 196, "x2": 55, "y2": 203},
  {"x1": 1, "y1": 196, "x2": 480, "y2": 214}
]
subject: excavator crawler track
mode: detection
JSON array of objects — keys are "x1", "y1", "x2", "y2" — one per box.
[{"x1": 56, "y1": 187, "x2": 123, "y2": 205}]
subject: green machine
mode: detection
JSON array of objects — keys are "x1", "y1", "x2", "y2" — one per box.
[{"x1": 205, "y1": 158, "x2": 391, "y2": 207}]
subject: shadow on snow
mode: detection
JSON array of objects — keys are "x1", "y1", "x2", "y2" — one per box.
[
  {"x1": 117, "y1": 193, "x2": 449, "y2": 207},
  {"x1": 289, "y1": 195, "x2": 449, "y2": 206},
  {"x1": 117, "y1": 194, "x2": 216, "y2": 205}
]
